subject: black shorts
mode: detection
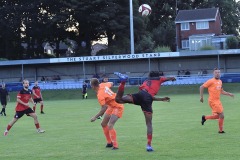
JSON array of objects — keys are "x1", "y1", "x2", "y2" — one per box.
[
  {"x1": 131, "y1": 90, "x2": 153, "y2": 113},
  {"x1": 1, "y1": 99, "x2": 7, "y2": 106},
  {"x1": 34, "y1": 98, "x2": 43, "y2": 104},
  {"x1": 14, "y1": 108, "x2": 34, "y2": 119}
]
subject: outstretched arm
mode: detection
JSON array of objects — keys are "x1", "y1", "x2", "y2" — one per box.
[
  {"x1": 153, "y1": 97, "x2": 170, "y2": 102},
  {"x1": 221, "y1": 90, "x2": 234, "y2": 98},
  {"x1": 91, "y1": 105, "x2": 107, "y2": 122},
  {"x1": 199, "y1": 85, "x2": 204, "y2": 103}
]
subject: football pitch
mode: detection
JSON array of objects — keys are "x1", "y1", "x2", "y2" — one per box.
[{"x1": 0, "y1": 84, "x2": 240, "y2": 160}]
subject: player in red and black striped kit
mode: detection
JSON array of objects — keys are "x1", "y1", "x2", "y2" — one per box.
[
  {"x1": 4, "y1": 80, "x2": 45, "y2": 136},
  {"x1": 32, "y1": 81, "x2": 45, "y2": 114},
  {"x1": 114, "y1": 71, "x2": 176, "y2": 152}
]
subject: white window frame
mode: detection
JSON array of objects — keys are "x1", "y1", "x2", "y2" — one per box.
[
  {"x1": 189, "y1": 37, "x2": 211, "y2": 51},
  {"x1": 181, "y1": 40, "x2": 189, "y2": 49},
  {"x1": 196, "y1": 21, "x2": 209, "y2": 30},
  {"x1": 181, "y1": 23, "x2": 190, "y2": 30}
]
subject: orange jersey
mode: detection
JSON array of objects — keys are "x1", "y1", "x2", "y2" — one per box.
[
  {"x1": 203, "y1": 78, "x2": 222, "y2": 102},
  {"x1": 100, "y1": 82, "x2": 113, "y2": 88},
  {"x1": 97, "y1": 83, "x2": 123, "y2": 110}
]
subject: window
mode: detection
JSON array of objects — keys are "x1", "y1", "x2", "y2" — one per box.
[
  {"x1": 182, "y1": 40, "x2": 189, "y2": 49},
  {"x1": 189, "y1": 37, "x2": 212, "y2": 51},
  {"x1": 196, "y1": 21, "x2": 209, "y2": 30},
  {"x1": 181, "y1": 23, "x2": 190, "y2": 30}
]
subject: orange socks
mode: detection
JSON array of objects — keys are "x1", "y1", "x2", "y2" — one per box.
[
  {"x1": 205, "y1": 115, "x2": 224, "y2": 132},
  {"x1": 109, "y1": 129, "x2": 118, "y2": 148},
  {"x1": 205, "y1": 115, "x2": 219, "y2": 119},
  {"x1": 102, "y1": 126, "x2": 112, "y2": 144}
]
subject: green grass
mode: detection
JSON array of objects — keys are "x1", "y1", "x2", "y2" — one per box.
[{"x1": 1, "y1": 83, "x2": 240, "y2": 160}]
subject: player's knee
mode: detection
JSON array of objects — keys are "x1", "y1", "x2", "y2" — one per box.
[
  {"x1": 219, "y1": 113, "x2": 224, "y2": 119},
  {"x1": 115, "y1": 97, "x2": 121, "y2": 103},
  {"x1": 101, "y1": 122, "x2": 107, "y2": 127},
  {"x1": 107, "y1": 123, "x2": 114, "y2": 129},
  {"x1": 31, "y1": 114, "x2": 38, "y2": 119}
]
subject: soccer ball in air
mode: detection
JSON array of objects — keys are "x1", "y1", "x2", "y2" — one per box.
[{"x1": 138, "y1": 4, "x2": 152, "y2": 16}]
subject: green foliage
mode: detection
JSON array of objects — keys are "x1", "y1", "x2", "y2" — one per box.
[
  {"x1": 152, "y1": 22, "x2": 176, "y2": 50},
  {"x1": 154, "y1": 45, "x2": 171, "y2": 52},
  {"x1": 41, "y1": 53, "x2": 56, "y2": 58},
  {"x1": 0, "y1": 0, "x2": 240, "y2": 59},
  {"x1": 226, "y1": 36, "x2": 239, "y2": 49},
  {"x1": 0, "y1": 58, "x2": 8, "y2": 60},
  {"x1": 200, "y1": 45, "x2": 216, "y2": 50},
  {"x1": 197, "y1": 0, "x2": 240, "y2": 35},
  {"x1": 135, "y1": 33, "x2": 155, "y2": 53}
]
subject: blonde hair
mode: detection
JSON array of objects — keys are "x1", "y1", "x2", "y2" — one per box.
[{"x1": 90, "y1": 78, "x2": 99, "y2": 87}]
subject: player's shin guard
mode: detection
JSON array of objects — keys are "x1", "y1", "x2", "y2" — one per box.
[
  {"x1": 109, "y1": 129, "x2": 118, "y2": 148},
  {"x1": 102, "y1": 126, "x2": 112, "y2": 144},
  {"x1": 147, "y1": 134, "x2": 152, "y2": 146}
]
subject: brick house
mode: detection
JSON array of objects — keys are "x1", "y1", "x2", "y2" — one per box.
[{"x1": 175, "y1": 8, "x2": 229, "y2": 51}]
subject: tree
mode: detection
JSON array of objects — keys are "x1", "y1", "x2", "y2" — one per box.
[
  {"x1": 0, "y1": 0, "x2": 24, "y2": 59},
  {"x1": 174, "y1": 0, "x2": 240, "y2": 36},
  {"x1": 196, "y1": 0, "x2": 240, "y2": 36},
  {"x1": 226, "y1": 36, "x2": 238, "y2": 49},
  {"x1": 64, "y1": 0, "x2": 148, "y2": 55},
  {"x1": 0, "y1": 0, "x2": 239, "y2": 59}
]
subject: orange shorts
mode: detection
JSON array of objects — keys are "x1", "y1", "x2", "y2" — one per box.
[
  {"x1": 105, "y1": 105, "x2": 124, "y2": 118},
  {"x1": 208, "y1": 100, "x2": 223, "y2": 114}
]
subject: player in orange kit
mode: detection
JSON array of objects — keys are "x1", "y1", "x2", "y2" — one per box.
[
  {"x1": 200, "y1": 68, "x2": 234, "y2": 133},
  {"x1": 90, "y1": 78, "x2": 124, "y2": 150}
]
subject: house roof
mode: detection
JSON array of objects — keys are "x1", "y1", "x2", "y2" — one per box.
[{"x1": 175, "y1": 8, "x2": 219, "y2": 23}]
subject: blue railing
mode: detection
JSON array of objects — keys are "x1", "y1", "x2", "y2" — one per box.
[{"x1": 4, "y1": 73, "x2": 240, "y2": 91}]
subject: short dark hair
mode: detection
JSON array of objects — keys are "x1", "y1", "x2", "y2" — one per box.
[
  {"x1": 148, "y1": 71, "x2": 160, "y2": 78},
  {"x1": 214, "y1": 67, "x2": 220, "y2": 71}
]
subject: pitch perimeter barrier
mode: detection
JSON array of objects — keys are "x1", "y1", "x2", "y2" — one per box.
[{"x1": 4, "y1": 74, "x2": 240, "y2": 92}]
